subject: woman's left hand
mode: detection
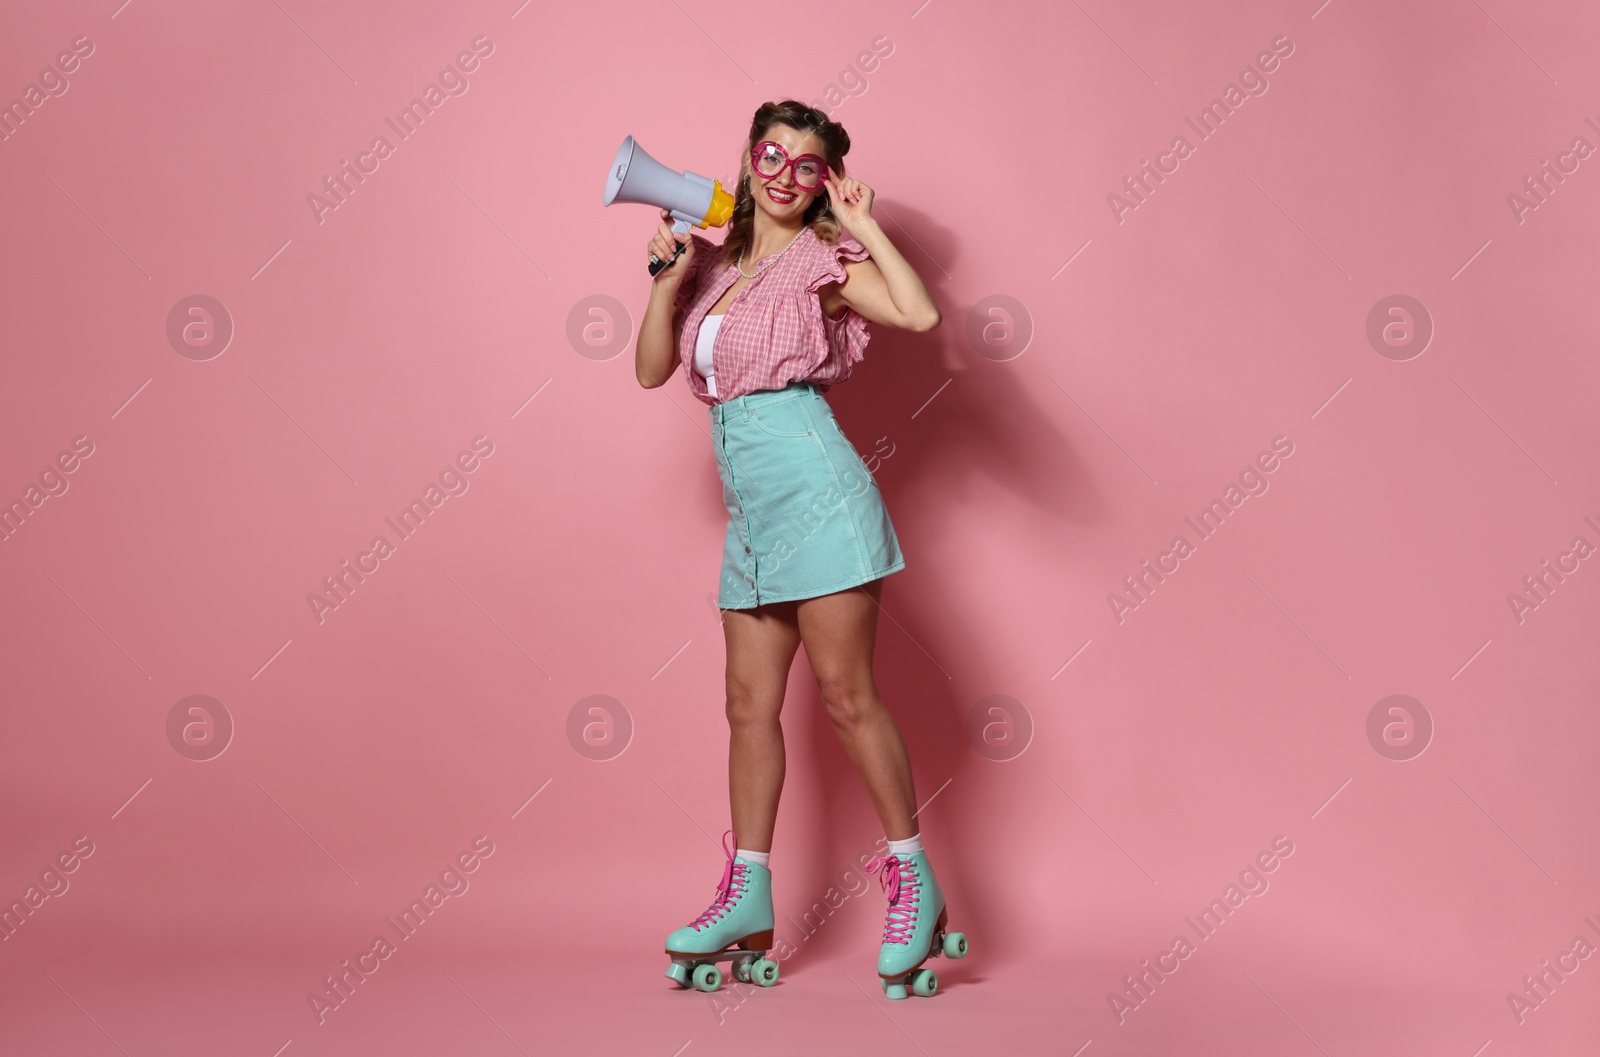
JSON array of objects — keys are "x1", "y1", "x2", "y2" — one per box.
[{"x1": 823, "y1": 174, "x2": 874, "y2": 233}]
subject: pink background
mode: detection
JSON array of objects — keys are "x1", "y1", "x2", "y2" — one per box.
[{"x1": 3, "y1": 0, "x2": 1598, "y2": 1054}]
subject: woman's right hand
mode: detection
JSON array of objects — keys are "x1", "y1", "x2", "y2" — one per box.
[{"x1": 649, "y1": 208, "x2": 695, "y2": 280}]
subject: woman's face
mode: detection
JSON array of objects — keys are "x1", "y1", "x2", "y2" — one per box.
[{"x1": 745, "y1": 124, "x2": 828, "y2": 219}]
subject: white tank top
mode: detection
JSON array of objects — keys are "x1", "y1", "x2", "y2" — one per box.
[{"x1": 693, "y1": 313, "x2": 724, "y2": 398}]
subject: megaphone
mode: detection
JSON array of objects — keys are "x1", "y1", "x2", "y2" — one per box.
[{"x1": 604, "y1": 135, "x2": 735, "y2": 276}]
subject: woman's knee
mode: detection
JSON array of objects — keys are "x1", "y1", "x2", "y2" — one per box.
[
  {"x1": 725, "y1": 676, "x2": 783, "y2": 727},
  {"x1": 817, "y1": 677, "x2": 877, "y2": 728}
]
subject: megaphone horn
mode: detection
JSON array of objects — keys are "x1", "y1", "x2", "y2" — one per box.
[{"x1": 604, "y1": 135, "x2": 735, "y2": 275}]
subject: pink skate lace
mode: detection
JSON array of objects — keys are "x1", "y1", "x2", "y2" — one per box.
[
  {"x1": 688, "y1": 829, "x2": 748, "y2": 931},
  {"x1": 865, "y1": 854, "x2": 920, "y2": 945}
]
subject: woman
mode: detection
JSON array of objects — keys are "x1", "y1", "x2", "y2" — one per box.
[{"x1": 634, "y1": 100, "x2": 961, "y2": 1000}]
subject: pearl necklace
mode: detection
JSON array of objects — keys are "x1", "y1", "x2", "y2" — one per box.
[{"x1": 737, "y1": 227, "x2": 806, "y2": 279}]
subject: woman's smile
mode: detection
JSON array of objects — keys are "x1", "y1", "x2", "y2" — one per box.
[{"x1": 764, "y1": 185, "x2": 799, "y2": 205}]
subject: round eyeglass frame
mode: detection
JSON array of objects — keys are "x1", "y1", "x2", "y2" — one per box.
[{"x1": 750, "y1": 141, "x2": 830, "y2": 191}]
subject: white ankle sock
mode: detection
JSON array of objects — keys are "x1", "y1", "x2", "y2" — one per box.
[
  {"x1": 887, "y1": 834, "x2": 923, "y2": 858},
  {"x1": 735, "y1": 848, "x2": 770, "y2": 867}
]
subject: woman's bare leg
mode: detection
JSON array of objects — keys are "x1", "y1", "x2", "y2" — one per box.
[
  {"x1": 794, "y1": 579, "x2": 917, "y2": 840},
  {"x1": 721, "y1": 600, "x2": 802, "y2": 853}
]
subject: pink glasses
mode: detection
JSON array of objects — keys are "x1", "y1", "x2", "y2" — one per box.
[{"x1": 750, "y1": 141, "x2": 829, "y2": 191}]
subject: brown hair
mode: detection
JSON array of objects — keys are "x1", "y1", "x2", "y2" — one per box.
[{"x1": 716, "y1": 99, "x2": 852, "y2": 267}]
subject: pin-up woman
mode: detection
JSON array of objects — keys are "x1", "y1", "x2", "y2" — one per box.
[{"x1": 634, "y1": 99, "x2": 965, "y2": 1000}]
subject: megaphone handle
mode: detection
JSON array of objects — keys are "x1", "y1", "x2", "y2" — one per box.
[{"x1": 648, "y1": 219, "x2": 694, "y2": 277}]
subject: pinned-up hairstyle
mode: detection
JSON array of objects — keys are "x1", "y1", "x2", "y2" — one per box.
[{"x1": 718, "y1": 99, "x2": 852, "y2": 267}]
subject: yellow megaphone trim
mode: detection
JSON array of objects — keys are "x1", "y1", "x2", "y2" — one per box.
[{"x1": 699, "y1": 181, "x2": 735, "y2": 228}]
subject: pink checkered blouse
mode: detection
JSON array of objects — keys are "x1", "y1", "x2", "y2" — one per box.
[{"x1": 671, "y1": 225, "x2": 873, "y2": 407}]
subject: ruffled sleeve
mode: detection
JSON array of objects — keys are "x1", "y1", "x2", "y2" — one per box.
[{"x1": 805, "y1": 233, "x2": 873, "y2": 369}]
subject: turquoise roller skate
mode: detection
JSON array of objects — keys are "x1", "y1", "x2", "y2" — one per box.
[
  {"x1": 865, "y1": 850, "x2": 968, "y2": 999},
  {"x1": 663, "y1": 829, "x2": 780, "y2": 993}
]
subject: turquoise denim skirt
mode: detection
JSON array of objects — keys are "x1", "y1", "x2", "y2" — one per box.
[{"x1": 710, "y1": 381, "x2": 906, "y2": 609}]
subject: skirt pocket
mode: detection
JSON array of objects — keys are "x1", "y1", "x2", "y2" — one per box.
[{"x1": 747, "y1": 398, "x2": 815, "y2": 438}]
